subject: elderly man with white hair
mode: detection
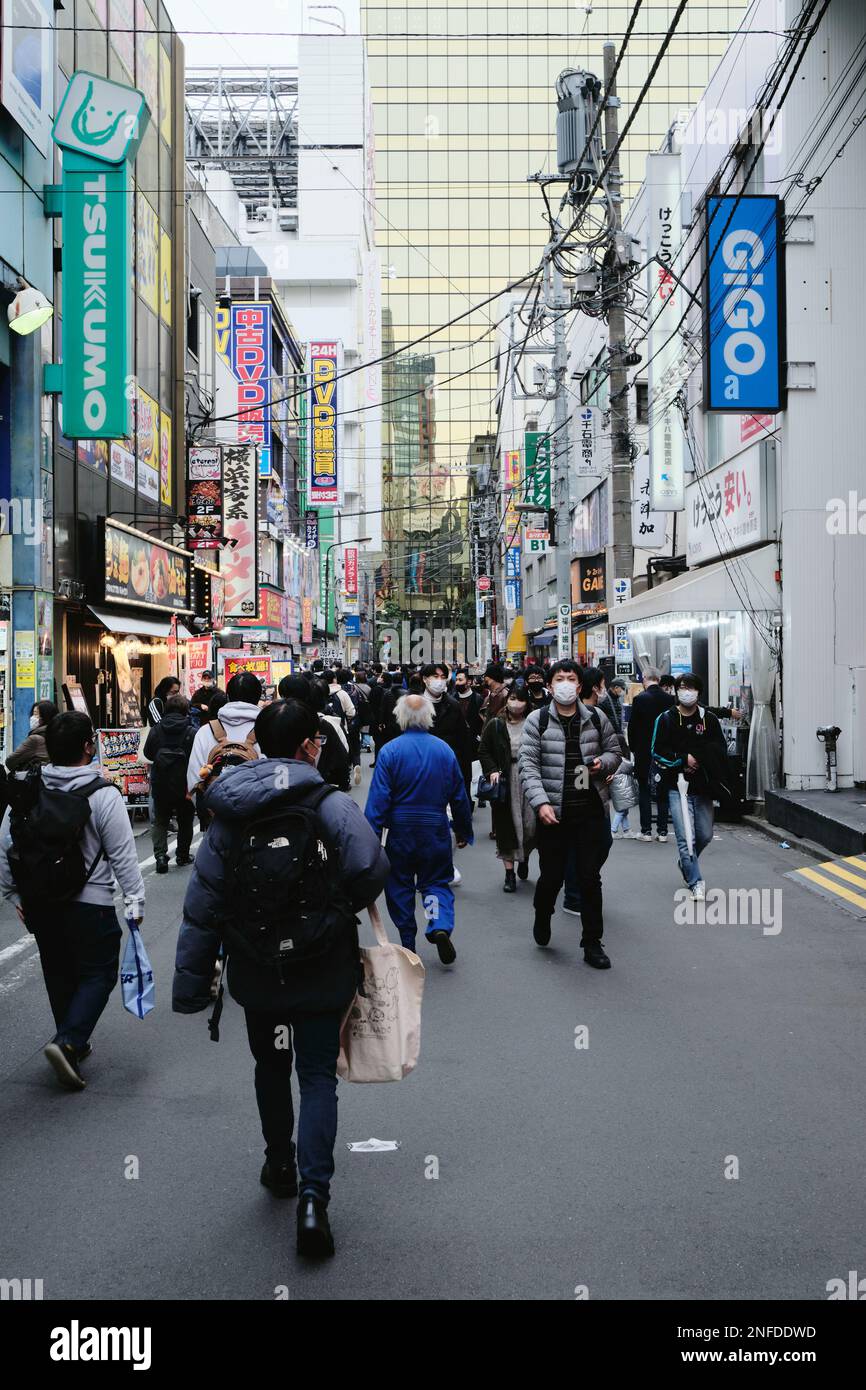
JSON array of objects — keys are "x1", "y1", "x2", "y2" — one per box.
[{"x1": 365, "y1": 693, "x2": 474, "y2": 964}]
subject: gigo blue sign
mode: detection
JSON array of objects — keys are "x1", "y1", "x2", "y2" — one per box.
[{"x1": 704, "y1": 195, "x2": 785, "y2": 415}]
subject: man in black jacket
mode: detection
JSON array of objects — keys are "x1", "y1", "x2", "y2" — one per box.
[
  {"x1": 627, "y1": 667, "x2": 676, "y2": 842},
  {"x1": 173, "y1": 699, "x2": 389, "y2": 1258},
  {"x1": 453, "y1": 667, "x2": 484, "y2": 752},
  {"x1": 143, "y1": 695, "x2": 196, "y2": 872},
  {"x1": 651, "y1": 672, "x2": 728, "y2": 900},
  {"x1": 422, "y1": 663, "x2": 474, "y2": 804},
  {"x1": 278, "y1": 676, "x2": 351, "y2": 792}
]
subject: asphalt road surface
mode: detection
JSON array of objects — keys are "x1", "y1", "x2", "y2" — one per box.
[{"x1": 1, "y1": 758, "x2": 864, "y2": 1301}]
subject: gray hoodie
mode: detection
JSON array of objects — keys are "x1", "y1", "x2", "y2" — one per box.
[
  {"x1": 186, "y1": 699, "x2": 261, "y2": 793},
  {"x1": 0, "y1": 763, "x2": 146, "y2": 915}
]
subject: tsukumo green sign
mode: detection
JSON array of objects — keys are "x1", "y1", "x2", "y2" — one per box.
[{"x1": 47, "y1": 73, "x2": 149, "y2": 439}]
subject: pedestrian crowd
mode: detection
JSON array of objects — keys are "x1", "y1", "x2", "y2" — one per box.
[{"x1": 0, "y1": 651, "x2": 740, "y2": 1259}]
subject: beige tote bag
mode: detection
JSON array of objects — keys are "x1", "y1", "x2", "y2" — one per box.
[{"x1": 337, "y1": 904, "x2": 426, "y2": 1083}]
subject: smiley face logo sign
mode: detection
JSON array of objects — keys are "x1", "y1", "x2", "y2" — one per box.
[{"x1": 53, "y1": 71, "x2": 149, "y2": 165}]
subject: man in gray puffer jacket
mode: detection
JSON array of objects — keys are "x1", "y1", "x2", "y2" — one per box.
[{"x1": 519, "y1": 659, "x2": 621, "y2": 968}]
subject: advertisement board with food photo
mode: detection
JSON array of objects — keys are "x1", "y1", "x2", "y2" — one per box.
[
  {"x1": 96, "y1": 728, "x2": 149, "y2": 805},
  {"x1": 102, "y1": 519, "x2": 192, "y2": 614}
]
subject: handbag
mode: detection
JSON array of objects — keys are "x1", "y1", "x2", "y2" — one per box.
[
  {"x1": 120, "y1": 920, "x2": 155, "y2": 1019},
  {"x1": 610, "y1": 763, "x2": 640, "y2": 812},
  {"x1": 476, "y1": 772, "x2": 507, "y2": 804},
  {"x1": 337, "y1": 904, "x2": 425, "y2": 1083}
]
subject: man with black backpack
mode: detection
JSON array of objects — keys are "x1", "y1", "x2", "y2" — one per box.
[
  {"x1": 0, "y1": 712, "x2": 145, "y2": 1091},
  {"x1": 173, "y1": 698, "x2": 389, "y2": 1259},
  {"x1": 143, "y1": 694, "x2": 196, "y2": 873}
]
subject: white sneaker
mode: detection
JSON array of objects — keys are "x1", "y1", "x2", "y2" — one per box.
[
  {"x1": 691, "y1": 880, "x2": 706, "y2": 900},
  {"x1": 638, "y1": 832, "x2": 653, "y2": 842},
  {"x1": 656, "y1": 832, "x2": 669, "y2": 843},
  {"x1": 353, "y1": 765, "x2": 362, "y2": 786},
  {"x1": 449, "y1": 867, "x2": 462, "y2": 886}
]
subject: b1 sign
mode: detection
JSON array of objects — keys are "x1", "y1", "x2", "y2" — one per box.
[{"x1": 704, "y1": 195, "x2": 785, "y2": 414}]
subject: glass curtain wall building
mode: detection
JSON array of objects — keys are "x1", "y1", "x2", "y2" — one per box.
[{"x1": 361, "y1": 1, "x2": 746, "y2": 630}]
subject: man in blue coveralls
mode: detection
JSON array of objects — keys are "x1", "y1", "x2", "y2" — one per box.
[{"x1": 365, "y1": 693, "x2": 474, "y2": 965}]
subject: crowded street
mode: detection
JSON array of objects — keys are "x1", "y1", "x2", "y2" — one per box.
[{"x1": 1, "y1": 753, "x2": 862, "y2": 1302}]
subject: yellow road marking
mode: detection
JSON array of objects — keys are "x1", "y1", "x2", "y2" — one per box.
[
  {"x1": 795, "y1": 866, "x2": 866, "y2": 910},
  {"x1": 815, "y1": 861, "x2": 866, "y2": 891}
]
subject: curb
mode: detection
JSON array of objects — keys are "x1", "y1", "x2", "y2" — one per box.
[{"x1": 740, "y1": 813, "x2": 830, "y2": 863}]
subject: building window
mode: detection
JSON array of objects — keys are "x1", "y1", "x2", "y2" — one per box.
[
  {"x1": 635, "y1": 382, "x2": 649, "y2": 424},
  {"x1": 187, "y1": 295, "x2": 199, "y2": 357}
]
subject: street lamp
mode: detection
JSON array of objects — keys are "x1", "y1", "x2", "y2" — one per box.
[
  {"x1": 6, "y1": 282, "x2": 53, "y2": 336},
  {"x1": 323, "y1": 537, "x2": 371, "y2": 660}
]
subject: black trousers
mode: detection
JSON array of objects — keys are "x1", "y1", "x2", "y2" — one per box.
[{"x1": 533, "y1": 815, "x2": 609, "y2": 944}]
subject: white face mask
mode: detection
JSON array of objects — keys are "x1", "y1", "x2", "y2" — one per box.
[
  {"x1": 506, "y1": 700, "x2": 525, "y2": 716},
  {"x1": 29, "y1": 715, "x2": 41, "y2": 730},
  {"x1": 552, "y1": 680, "x2": 578, "y2": 706},
  {"x1": 426, "y1": 678, "x2": 446, "y2": 696},
  {"x1": 679, "y1": 689, "x2": 699, "y2": 708}
]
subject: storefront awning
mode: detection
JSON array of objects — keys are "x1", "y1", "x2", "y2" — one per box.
[
  {"x1": 88, "y1": 606, "x2": 174, "y2": 640},
  {"x1": 609, "y1": 543, "x2": 780, "y2": 627},
  {"x1": 532, "y1": 629, "x2": 558, "y2": 647},
  {"x1": 505, "y1": 616, "x2": 526, "y2": 652}
]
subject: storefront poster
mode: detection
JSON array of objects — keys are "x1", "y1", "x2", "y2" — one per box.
[
  {"x1": 1, "y1": 0, "x2": 54, "y2": 157},
  {"x1": 110, "y1": 0, "x2": 135, "y2": 79},
  {"x1": 158, "y1": 44, "x2": 171, "y2": 144},
  {"x1": 136, "y1": 192, "x2": 159, "y2": 315},
  {"x1": 103, "y1": 519, "x2": 191, "y2": 614},
  {"x1": 221, "y1": 444, "x2": 259, "y2": 620},
  {"x1": 159, "y1": 410, "x2": 172, "y2": 508},
  {"x1": 222, "y1": 654, "x2": 271, "y2": 687},
  {"x1": 136, "y1": 385, "x2": 159, "y2": 482},
  {"x1": 576, "y1": 553, "x2": 606, "y2": 608},
  {"x1": 110, "y1": 441, "x2": 136, "y2": 489},
  {"x1": 14, "y1": 630, "x2": 35, "y2": 688},
  {"x1": 110, "y1": 639, "x2": 143, "y2": 726},
  {"x1": 36, "y1": 592, "x2": 53, "y2": 702},
  {"x1": 302, "y1": 596, "x2": 313, "y2": 644},
  {"x1": 186, "y1": 636, "x2": 212, "y2": 698},
  {"x1": 209, "y1": 571, "x2": 226, "y2": 630},
  {"x1": 187, "y1": 474, "x2": 223, "y2": 549},
  {"x1": 159, "y1": 229, "x2": 172, "y2": 326},
  {"x1": 97, "y1": 727, "x2": 149, "y2": 803},
  {"x1": 135, "y1": 0, "x2": 158, "y2": 124},
  {"x1": 670, "y1": 637, "x2": 692, "y2": 678},
  {"x1": 77, "y1": 439, "x2": 109, "y2": 475}
]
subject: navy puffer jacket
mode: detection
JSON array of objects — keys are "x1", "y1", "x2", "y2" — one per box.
[{"x1": 173, "y1": 758, "x2": 389, "y2": 1016}]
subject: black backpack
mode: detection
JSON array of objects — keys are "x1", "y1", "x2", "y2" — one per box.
[
  {"x1": 7, "y1": 770, "x2": 116, "y2": 909},
  {"x1": 222, "y1": 783, "x2": 343, "y2": 981},
  {"x1": 347, "y1": 682, "x2": 369, "y2": 725},
  {"x1": 151, "y1": 746, "x2": 189, "y2": 809}
]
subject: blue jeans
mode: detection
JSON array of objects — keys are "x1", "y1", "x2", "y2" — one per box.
[
  {"x1": 30, "y1": 902, "x2": 122, "y2": 1050},
  {"x1": 564, "y1": 814, "x2": 613, "y2": 912},
  {"x1": 244, "y1": 1008, "x2": 343, "y2": 1205},
  {"x1": 611, "y1": 808, "x2": 630, "y2": 833},
  {"x1": 667, "y1": 789, "x2": 715, "y2": 888},
  {"x1": 638, "y1": 774, "x2": 669, "y2": 836}
]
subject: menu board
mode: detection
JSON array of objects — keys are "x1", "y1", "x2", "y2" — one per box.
[
  {"x1": 96, "y1": 728, "x2": 150, "y2": 805},
  {"x1": 103, "y1": 520, "x2": 191, "y2": 615}
]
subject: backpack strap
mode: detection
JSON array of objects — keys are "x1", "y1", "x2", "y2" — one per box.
[
  {"x1": 589, "y1": 708, "x2": 602, "y2": 735},
  {"x1": 243, "y1": 728, "x2": 258, "y2": 749},
  {"x1": 209, "y1": 718, "x2": 226, "y2": 742},
  {"x1": 538, "y1": 706, "x2": 550, "y2": 736}
]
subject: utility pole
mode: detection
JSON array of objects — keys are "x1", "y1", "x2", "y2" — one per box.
[
  {"x1": 547, "y1": 250, "x2": 572, "y2": 659},
  {"x1": 603, "y1": 39, "x2": 634, "y2": 606}
]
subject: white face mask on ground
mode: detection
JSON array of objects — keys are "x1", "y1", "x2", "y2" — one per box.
[
  {"x1": 551, "y1": 681, "x2": 578, "y2": 706},
  {"x1": 679, "y1": 689, "x2": 699, "y2": 708},
  {"x1": 426, "y1": 678, "x2": 446, "y2": 696}
]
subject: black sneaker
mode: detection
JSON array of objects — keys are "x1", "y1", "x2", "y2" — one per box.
[
  {"x1": 583, "y1": 943, "x2": 611, "y2": 970},
  {"x1": 533, "y1": 913, "x2": 552, "y2": 946},
  {"x1": 516, "y1": 860, "x2": 529, "y2": 880},
  {"x1": 175, "y1": 853, "x2": 193, "y2": 866},
  {"x1": 155, "y1": 856, "x2": 169, "y2": 874},
  {"x1": 297, "y1": 1194, "x2": 335, "y2": 1258},
  {"x1": 44, "y1": 1041, "x2": 86, "y2": 1091},
  {"x1": 430, "y1": 929, "x2": 457, "y2": 965},
  {"x1": 77, "y1": 1042, "x2": 93, "y2": 1064},
  {"x1": 503, "y1": 868, "x2": 517, "y2": 893},
  {"x1": 261, "y1": 1157, "x2": 298, "y2": 1199}
]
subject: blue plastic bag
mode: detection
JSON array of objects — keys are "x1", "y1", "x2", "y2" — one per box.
[{"x1": 120, "y1": 922, "x2": 155, "y2": 1019}]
